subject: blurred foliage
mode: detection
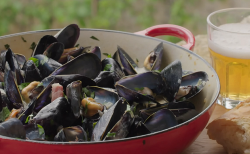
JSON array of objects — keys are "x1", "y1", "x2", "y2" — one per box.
[{"x1": 0, "y1": 0, "x2": 211, "y2": 43}]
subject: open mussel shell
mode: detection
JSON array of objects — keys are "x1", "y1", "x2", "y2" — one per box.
[
  {"x1": 177, "y1": 71, "x2": 209, "y2": 101},
  {"x1": 102, "y1": 58, "x2": 125, "y2": 80},
  {"x1": 144, "y1": 108, "x2": 177, "y2": 133},
  {"x1": 115, "y1": 71, "x2": 165, "y2": 103},
  {"x1": 0, "y1": 118, "x2": 26, "y2": 139},
  {"x1": 51, "y1": 53, "x2": 101, "y2": 79},
  {"x1": 144, "y1": 42, "x2": 163, "y2": 71},
  {"x1": 174, "y1": 109, "x2": 199, "y2": 124},
  {"x1": 168, "y1": 101, "x2": 195, "y2": 110},
  {"x1": 54, "y1": 125, "x2": 87, "y2": 142},
  {"x1": 139, "y1": 103, "x2": 168, "y2": 121},
  {"x1": 32, "y1": 35, "x2": 58, "y2": 57},
  {"x1": 4, "y1": 62, "x2": 23, "y2": 109},
  {"x1": 91, "y1": 99, "x2": 127, "y2": 141},
  {"x1": 66, "y1": 80, "x2": 82, "y2": 118},
  {"x1": 58, "y1": 46, "x2": 84, "y2": 64},
  {"x1": 90, "y1": 46, "x2": 101, "y2": 60},
  {"x1": 34, "y1": 54, "x2": 62, "y2": 79},
  {"x1": 113, "y1": 46, "x2": 137, "y2": 75},
  {"x1": 0, "y1": 89, "x2": 12, "y2": 113},
  {"x1": 86, "y1": 86, "x2": 119, "y2": 109},
  {"x1": 15, "y1": 54, "x2": 26, "y2": 69},
  {"x1": 104, "y1": 106, "x2": 134, "y2": 141},
  {"x1": 54, "y1": 24, "x2": 80, "y2": 49},
  {"x1": 43, "y1": 42, "x2": 64, "y2": 61},
  {"x1": 161, "y1": 60, "x2": 182, "y2": 102},
  {"x1": 94, "y1": 71, "x2": 115, "y2": 88},
  {"x1": 1, "y1": 48, "x2": 24, "y2": 84},
  {"x1": 22, "y1": 60, "x2": 42, "y2": 82},
  {"x1": 30, "y1": 97, "x2": 71, "y2": 138}
]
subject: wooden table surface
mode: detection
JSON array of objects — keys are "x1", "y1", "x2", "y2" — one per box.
[{"x1": 182, "y1": 104, "x2": 230, "y2": 154}]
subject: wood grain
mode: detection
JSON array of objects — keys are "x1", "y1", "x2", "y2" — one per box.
[{"x1": 182, "y1": 104, "x2": 229, "y2": 154}]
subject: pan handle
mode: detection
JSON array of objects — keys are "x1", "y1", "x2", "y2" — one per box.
[{"x1": 134, "y1": 24, "x2": 195, "y2": 51}]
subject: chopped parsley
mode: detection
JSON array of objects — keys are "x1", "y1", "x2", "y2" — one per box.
[
  {"x1": 28, "y1": 57, "x2": 39, "y2": 67},
  {"x1": 103, "y1": 64, "x2": 112, "y2": 71},
  {"x1": 29, "y1": 42, "x2": 37, "y2": 51},
  {"x1": 21, "y1": 36, "x2": 27, "y2": 42},
  {"x1": 75, "y1": 44, "x2": 79, "y2": 47},
  {"x1": 0, "y1": 107, "x2": 10, "y2": 122},
  {"x1": 134, "y1": 87, "x2": 144, "y2": 91},
  {"x1": 84, "y1": 102, "x2": 89, "y2": 115},
  {"x1": 90, "y1": 92, "x2": 95, "y2": 99},
  {"x1": 4, "y1": 44, "x2": 10, "y2": 49},
  {"x1": 136, "y1": 58, "x2": 139, "y2": 63},
  {"x1": 153, "y1": 70, "x2": 162, "y2": 73},
  {"x1": 37, "y1": 124, "x2": 45, "y2": 136},
  {"x1": 25, "y1": 114, "x2": 33, "y2": 124},
  {"x1": 106, "y1": 132, "x2": 116, "y2": 137},
  {"x1": 18, "y1": 82, "x2": 31, "y2": 91},
  {"x1": 93, "y1": 122, "x2": 97, "y2": 129},
  {"x1": 103, "y1": 53, "x2": 112, "y2": 58},
  {"x1": 37, "y1": 82, "x2": 43, "y2": 87},
  {"x1": 90, "y1": 36, "x2": 99, "y2": 41},
  {"x1": 82, "y1": 87, "x2": 91, "y2": 97}
]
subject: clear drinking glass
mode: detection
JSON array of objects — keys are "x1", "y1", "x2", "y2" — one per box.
[{"x1": 207, "y1": 8, "x2": 250, "y2": 109}]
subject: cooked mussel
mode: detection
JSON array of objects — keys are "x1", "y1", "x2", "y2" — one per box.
[
  {"x1": 43, "y1": 42, "x2": 64, "y2": 61},
  {"x1": 54, "y1": 125, "x2": 87, "y2": 142},
  {"x1": 0, "y1": 118, "x2": 26, "y2": 139},
  {"x1": 144, "y1": 42, "x2": 163, "y2": 71},
  {"x1": 32, "y1": 35, "x2": 58, "y2": 57},
  {"x1": 22, "y1": 60, "x2": 42, "y2": 82}
]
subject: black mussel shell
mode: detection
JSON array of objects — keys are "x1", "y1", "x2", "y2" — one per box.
[
  {"x1": 34, "y1": 54, "x2": 62, "y2": 79},
  {"x1": 54, "y1": 126, "x2": 87, "y2": 142},
  {"x1": 43, "y1": 42, "x2": 64, "y2": 61},
  {"x1": 144, "y1": 42, "x2": 163, "y2": 71},
  {"x1": 90, "y1": 46, "x2": 101, "y2": 60},
  {"x1": 0, "y1": 118, "x2": 26, "y2": 139},
  {"x1": 139, "y1": 103, "x2": 168, "y2": 121},
  {"x1": 144, "y1": 108, "x2": 177, "y2": 133},
  {"x1": 104, "y1": 106, "x2": 134, "y2": 140},
  {"x1": 0, "y1": 89, "x2": 12, "y2": 114},
  {"x1": 126, "y1": 115, "x2": 149, "y2": 137},
  {"x1": 161, "y1": 60, "x2": 182, "y2": 102},
  {"x1": 4, "y1": 62, "x2": 23, "y2": 109},
  {"x1": 102, "y1": 58, "x2": 125, "y2": 80},
  {"x1": 54, "y1": 24, "x2": 80, "y2": 49},
  {"x1": 66, "y1": 80, "x2": 82, "y2": 118},
  {"x1": 51, "y1": 53, "x2": 101, "y2": 79},
  {"x1": 32, "y1": 35, "x2": 58, "y2": 57},
  {"x1": 113, "y1": 46, "x2": 137, "y2": 75},
  {"x1": 173, "y1": 109, "x2": 199, "y2": 124},
  {"x1": 30, "y1": 97, "x2": 71, "y2": 138},
  {"x1": 91, "y1": 99, "x2": 127, "y2": 141},
  {"x1": 115, "y1": 72, "x2": 165, "y2": 103},
  {"x1": 177, "y1": 71, "x2": 209, "y2": 101},
  {"x1": 86, "y1": 86, "x2": 119, "y2": 109},
  {"x1": 58, "y1": 46, "x2": 84, "y2": 64},
  {"x1": 15, "y1": 54, "x2": 26, "y2": 69},
  {"x1": 94, "y1": 71, "x2": 116, "y2": 88},
  {"x1": 22, "y1": 60, "x2": 43, "y2": 82}
]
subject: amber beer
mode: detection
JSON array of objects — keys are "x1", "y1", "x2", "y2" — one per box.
[{"x1": 208, "y1": 23, "x2": 250, "y2": 103}]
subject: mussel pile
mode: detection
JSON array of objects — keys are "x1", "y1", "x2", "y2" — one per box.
[{"x1": 0, "y1": 24, "x2": 208, "y2": 142}]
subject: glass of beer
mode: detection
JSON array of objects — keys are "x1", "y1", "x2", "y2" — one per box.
[{"x1": 207, "y1": 8, "x2": 250, "y2": 109}]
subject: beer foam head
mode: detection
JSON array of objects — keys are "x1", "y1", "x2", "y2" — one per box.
[{"x1": 208, "y1": 23, "x2": 250, "y2": 59}]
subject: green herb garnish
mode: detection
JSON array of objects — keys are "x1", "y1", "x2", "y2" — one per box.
[
  {"x1": 103, "y1": 64, "x2": 112, "y2": 71},
  {"x1": 90, "y1": 36, "x2": 99, "y2": 41},
  {"x1": 25, "y1": 114, "x2": 33, "y2": 124},
  {"x1": 37, "y1": 124, "x2": 45, "y2": 136},
  {"x1": 28, "y1": 57, "x2": 39, "y2": 67},
  {"x1": 4, "y1": 44, "x2": 10, "y2": 49},
  {"x1": 0, "y1": 106, "x2": 10, "y2": 122},
  {"x1": 134, "y1": 87, "x2": 144, "y2": 91},
  {"x1": 93, "y1": 122, "x2": 97, "y2": 129},
  {"x1": 29, "y1": 42, "x2": 37, "y2": 51},
  {"x1": 75, "y1": 44, "x2": 79, "y2": 47},
  {"x1": 90, "y1": 92, "x2": 95, "y2": 99},
  {"x1": 82, "y1": 87, "x2": 91, "y2": 97},
  {"x1": 153, "y1": 70, "x2": 162, "y2": 73},
  {"x1": 136, "y1": 58, "x2": 139, "y2": 63},
  {"x1": 21, "y1": 36, "x2": 27, "y2": 42},
  {"x1": 64, "y1": 93, "x2": 68, "y2": 100},
  {"x1": 18, "y1": 82, "x2": 31, "y2": 91},
  {"x1": 106, "y1": 132, "x2": 116, "y2": 137},
  {"x1": 103, "y1": 53, "x2": 112, "y2": 58}
]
